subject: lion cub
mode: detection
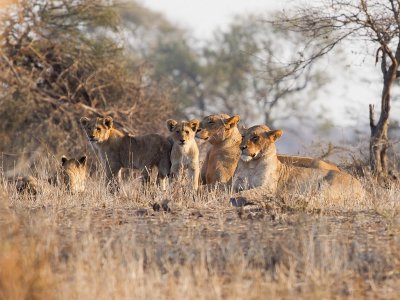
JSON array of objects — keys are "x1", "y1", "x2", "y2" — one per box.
[
  {"x1": 80, "y1": 116, "x2": 171, "y2": 190},
  {"x1": 15, "y1": 155, "x2": 87, "y2": 195},
  {"x1": 167, "y1": 119, "x2": 200, "y2": 190},
  {"x1": 232, "y1": 125, "x2": 364, "y2": 202}
]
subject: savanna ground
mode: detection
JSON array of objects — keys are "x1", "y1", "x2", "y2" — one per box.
[{"x1": 0, "y1": 156, "x2": 400, "y2": 300}]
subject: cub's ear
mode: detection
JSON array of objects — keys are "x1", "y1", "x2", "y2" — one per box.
[
  {"x1": 224, "y1": 115, "x2": 240, "y2": 129},
  {"x1": 103, "y1": 116, "x2": 113, "y2": 129},
  {"x1": 61, "y1": 155, "x2": 68, "y2": 166},
  {"x1": 78, "y1": 156, "x2": 87, "y2": 166},
  {"x1": 189, "y1": 119, "x2": 199, "y2": 132},
  {"x1": 238, "y1": 125, "x2": 247, "y2": 136},
  {"x1": 166, "y1": 119, "x2": 178, "y2": 132},
  {"x1": 80, "y1": 117, "x2": 90, "y2": 127},
  {"x1": 268, "y1": 129, "x2": 283, "y2": 142}
]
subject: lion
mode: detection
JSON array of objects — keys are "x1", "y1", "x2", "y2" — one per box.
[
  {"x1": 60, "y1": 155, "x2": 88, "y2": 193},
  {"x1": 80, "y1": 116, "x2": 171, "y2": 190},
  {"x1": 195, "y1": 114, "x2": 339, "y2": 185},
  {"x1": 15, "y1": 155, "x2": 87, "y2": 195},
  {"x1": 167, "y1": 119, "x2": 200, "y2": 190},
  {"x1": 232, "y1": 125, "x2": 364, "y2": 203},
  {"x1": 196, "y1": 114, "x2": 241, "y2": 185}
]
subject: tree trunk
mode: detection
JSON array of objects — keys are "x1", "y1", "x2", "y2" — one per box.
[
  {"x1": 369, "y1": 62, "x2": 396, "y2": 178},
  {"x1": 369, "y1": 105, "x2": 389, "y2": 178}
]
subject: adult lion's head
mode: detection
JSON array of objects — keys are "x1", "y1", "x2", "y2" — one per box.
[{"x1": 239, "y1": 125, "x2": 282, "y2": 162}]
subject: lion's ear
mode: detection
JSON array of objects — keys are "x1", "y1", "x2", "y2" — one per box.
[
  {"x1": 166, "y1": 119, "x2": 178, "y2": 132},
  {"x1": 80, "y1": 117, "x2": 90, "y2": 127},
  {"x1": 78, "y1": 156, "x2": 87, "y2": 166},
  {"x1": 189, "y1": 119, "x2": 199, "y2": 132},
  {"x1": 61, "y1": 155, "x2": 68, "y2": 166},
  {"x1": 268, "y1": 129, "x2": 283, "y2": 142},
  {"x1": 103, "y1": 116, "x2": 113, "y2": 129},
  {"x1": 239, "y1": 125, "x2": 247, "y2": 136},
  {"x1": 224, "y1": 115, "x2": 240, "y2": 129}
]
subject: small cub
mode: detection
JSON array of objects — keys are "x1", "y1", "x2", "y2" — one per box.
[
  {"x1": 15, "y1": 155, "x2": 87, "y2": 195},
  {"x1": 167, "y1": 119, "x2": 200, "y2": 190},
  {"x1": 61, "y1": 155, "x2": 88, "y2": 193}
]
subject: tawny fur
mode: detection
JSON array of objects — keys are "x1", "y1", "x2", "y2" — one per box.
[
  {"x1": 167, "y1": 119, "x2": 200, "y2": 190},
  {"x1": 233, "y1": 126, "x2": 364, "y2": 202},
  {"x1": 196, "y1": 114, "x2": 241, "y2": 185},
  {"x1": 80, "y1": 116, "x2": 171, "y2": 190},
  {"x1": 196, "y1": 114, "x2": 340, "y2": 186},
  {"x1": 15, "y1": 155, "x2": 87, "y2": 195},
  {"x1": 277, "y1": 154, "x2": 339, "y2": 171}
]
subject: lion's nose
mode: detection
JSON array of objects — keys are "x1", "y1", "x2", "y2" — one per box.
[
  {"x1": 180, "y1": 139, "x2": 185, "y2": 143},
  {"x1": 89, "y1": 135, "x2": 95, "y2": 139},
  {"x1": 240, "y1": 145, "x2": 247, "y2": 150}
]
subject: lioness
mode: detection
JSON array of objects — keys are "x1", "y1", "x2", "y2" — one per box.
[
  {"x1": 196, "y1": 114, "x2": 241, "y2": 184},
  {"x1": 196, "y1": 114, "x2": 339, "y2": 185},
  {"x1": 15, "y1": 155, "x2": 87, "y2": 195},
  {"x1": 167, "y1": 119, "x2": 200, "y2": 190},
  {"x1": 80, "y1": 116, "x2": 171, "y2": 190},
  {"x1": 232, "y1": 125, "x2": 364, "y2": 202}
]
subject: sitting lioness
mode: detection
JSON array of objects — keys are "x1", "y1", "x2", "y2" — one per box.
[
  {"x1": 15, "y1": 155, "x2": 87, "y2": 195},
  {"x1": 80, "y1": 116, "x2": 171, "y2": 190},
  {"x1": 196, "y1": 114, "x2": 241, "y2": 184},
  {"x1": 232, "y1": 125, "x2": 364, "y2": 202},
  {"x1": 167, "y1": 119, "x2": 200, "y2": 190},
  {"x1": 196, "y1": 114, "x2": 339, "y2": 185}
]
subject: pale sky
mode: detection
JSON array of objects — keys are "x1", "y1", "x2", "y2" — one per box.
[
  {"x1": 137, "y1": 0, "x2": 399, "y2": 153},
  {"x1": 138, "y1": 0, "x2": 285, "y2": 39}
]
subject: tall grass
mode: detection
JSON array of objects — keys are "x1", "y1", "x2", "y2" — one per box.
[{"x1": 0, "y1": 161, "x2": 399, "y2": 299}]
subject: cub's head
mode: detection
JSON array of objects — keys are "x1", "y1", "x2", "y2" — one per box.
[
  {"x1": 80, "y1": 116, "x2": 113, "y2": 143},
  {"x1": 240, "y1": 125, "x2": 282, "y2": 162},
  {"x1": 61, "y1": 155, "x2": 87, "y2": 193},
  {"x1": 167, "y1": 119, "x2": 199, "y2": 145},
  {"x1": 196, "y1": 114, "x2": 240, "y2": 144}
]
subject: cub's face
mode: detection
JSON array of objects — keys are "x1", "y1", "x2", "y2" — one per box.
[
  {"x1": 240, "y1": 125, "x2": 282, "y2": 162},
  {"x1": 167, "y1": 119, "x2": 199, "y2": 145},
  {"x1": 196, "y1": 114, "x2": 240, "y2": 144},
  {"x1": 80, "y1": 116, "x2": 113, "y2": 143},
  {"x1": 61, "y1": 155, "x2": 87, "y2": 193}
]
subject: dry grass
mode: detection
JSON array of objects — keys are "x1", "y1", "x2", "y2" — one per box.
[{"x1": 1, "y1": 161, "x2": 400, "y2": 300}]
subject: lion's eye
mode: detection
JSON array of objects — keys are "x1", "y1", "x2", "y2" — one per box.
[
  {"x1": 208, "y1": 121, "x2": 214, "y2": 124},
  {"x1": 185, "y1": 130, "x2": 189, "y2": 134},
  {"x1": 96, "y1": 127, "x2": 101, "y2": 131},
  {"x1": 251, "y1": 136, "x2": 259, "y2": 142}
]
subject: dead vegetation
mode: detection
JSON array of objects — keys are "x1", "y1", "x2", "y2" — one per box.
[
  {"x1": 0, "y1": 0, "x2": 173, "y2": 167},
  {"x1": 0, "y1": 162, "x2": 400, "y2": 299}
]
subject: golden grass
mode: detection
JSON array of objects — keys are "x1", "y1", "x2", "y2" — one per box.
[{"x1": 1, "y1": 164, "x2": 400, "y2": 300}]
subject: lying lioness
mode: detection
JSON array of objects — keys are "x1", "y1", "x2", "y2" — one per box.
[
  {"x1": 232, "y1": 125, "x2": 364, "y2": 202},
  {"x1": 80, "y1": 116, "x2": 171, "y2": 190},
  {"x1": 196, "y1": 114, "x2": 339, "y2": 185}
]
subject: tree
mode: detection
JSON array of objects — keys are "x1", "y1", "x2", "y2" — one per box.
[
  {"x1": 0, "y1": 0, "x2": 173, "y2": 157},
  {"x1": 273, "y1": 0, "x2": 400, "y2": 179},
  {"x1": 202, "y1": 14, "x2": 330, "y2": 126}
]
